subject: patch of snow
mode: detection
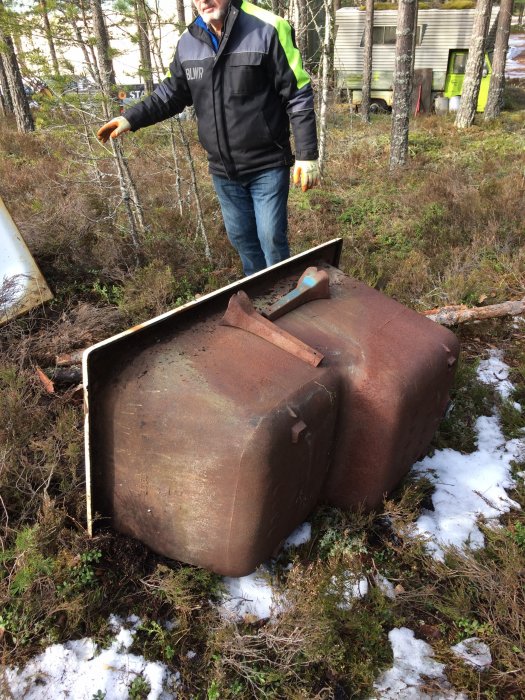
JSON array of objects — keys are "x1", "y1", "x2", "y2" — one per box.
[
  {"x1": 4, "y1": 619, "x2": 180, "y2": 700},
  {"x1": 413, "y1": 354, "x2": 524, "y2": 560},
  {"x1": 283, "y1": 521, "x2": 311, "y2": 548},
  {"x1": 451, "y1": 637, "x2": 492, "y2": 670},
  {"x1": 477, "y1": 350, "x2": 515, "y2": 400},
  {"x1": 220, "y1": 568, "x2": 283, "y2": 621},
  {"x1": 218, "y1": 522, "x2": 312, "y2": 622},
  {"x1": 329, "y1": 572, "x2": 369, "y2": 610},
  {"x1": 372, "y1": 628, "x2": 467, "y2": 700},
  {"x1": 374, "y1": 574, "x2": 396, "y2": 600},
  {"x1": 414, "y1": 414, "x2": 520, "y2": 560}
]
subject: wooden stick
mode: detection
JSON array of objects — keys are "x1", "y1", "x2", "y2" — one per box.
[{"x1": 423, "y1": 298, "x2": 525, "y2": 326}]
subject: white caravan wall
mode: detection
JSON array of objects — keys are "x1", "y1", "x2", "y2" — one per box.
[{"x1": 0, "y1": 196, "x2": 53, "y2": 325}]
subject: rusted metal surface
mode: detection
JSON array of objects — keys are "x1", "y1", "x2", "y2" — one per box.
[
  {"x1": 221, "y1": 290, "x2": 324, "y2": 367},
  {"x1": 0, "y1": 195, "x2": 53, "y2": 325},
  {"x1": 274, "y1": 267, "x2": 459, "y2": 510},
  {"x1": 84, "y1": 240, "x2": 343, "y2": 576},
  {"x1": 84, "y1": 238, "x2": 459, "y2": 576},
  {"x1": 264, "y1": 266, "x2": 330, "y2": 320}
]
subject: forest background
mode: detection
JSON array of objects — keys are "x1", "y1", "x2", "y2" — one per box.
[{"x1": 0, "y1": 0, "x2": 525, "y2": 698}]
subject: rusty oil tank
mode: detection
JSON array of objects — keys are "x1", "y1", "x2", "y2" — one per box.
[{"x1": 84, "y1": 239, "x2": 459, "y2": 576}]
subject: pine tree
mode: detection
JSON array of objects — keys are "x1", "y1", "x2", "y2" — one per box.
[
  {"x1": 389, "y1": 0, "x2": 417, "y2": 169},
  {"x1": 484, "y1": 0, "x2": 512, "y2": 120},
  {"x1": 361, "y1": 0, "x2": 374, "y2": 123},
  {"x1": 0, "y1": 0, "x2": 34, "y2": 132},
  {"x1": 454, "y1": 0, "x2": 493, "y2": 129}
]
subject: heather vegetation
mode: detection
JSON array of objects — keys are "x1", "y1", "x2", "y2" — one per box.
[{"x1": 1, "y1": 81, "x2": 524, "y2": 698}]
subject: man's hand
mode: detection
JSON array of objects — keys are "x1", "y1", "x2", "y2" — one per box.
[
  {"x1": 293, "y1": 160, "x2": 320, "y2": 192},
  {"x1": 97, "y1": 116, "x2": 131, "y2": 143}
]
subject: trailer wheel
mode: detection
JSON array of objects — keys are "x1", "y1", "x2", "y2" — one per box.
[{"x1": 369, "y1": 99, "x2": 389, "y2": 114}]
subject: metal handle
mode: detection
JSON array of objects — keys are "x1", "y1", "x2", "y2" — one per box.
[
  {"x1": 220, "y1": 290, "x2": 324, "y2": 367},
  {"x1": 263, "y1": 266, "x2": 330, "y2": 321}
]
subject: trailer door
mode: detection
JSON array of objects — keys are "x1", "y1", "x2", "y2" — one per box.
[{"x1": 444, "y1": 50, "x2": 492, "y2": 112}]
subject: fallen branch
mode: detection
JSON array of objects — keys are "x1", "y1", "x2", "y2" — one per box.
[
  {"x1": 35, "y1": 366, "x2": 55, "y2": 394},
  {"x1": 56, "y1": 349, "x2": 85, "y2": 366},
  {"x1": 423, "y1": 298, "x2": 525, "y2": 326},
  {"x1": 50, "y1": 366, "x2": 83, "y2": 385}
]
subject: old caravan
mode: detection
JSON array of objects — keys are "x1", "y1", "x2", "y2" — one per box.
[{"x1": 334, "y1": 8, "x2": 499, "y2": 112}]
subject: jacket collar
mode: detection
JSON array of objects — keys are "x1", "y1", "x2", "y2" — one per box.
[{"x1": 188, "y1": 0, "x2": 240, "y2": 55}]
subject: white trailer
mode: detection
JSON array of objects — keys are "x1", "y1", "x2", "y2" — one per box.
[{"x1": 334, "y1": 7, "x2": 499, "y2": 112}]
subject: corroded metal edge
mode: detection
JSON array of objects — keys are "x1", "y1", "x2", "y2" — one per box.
[{"x1": 83, "y1": 239, "x2": 343, "y2": 536}]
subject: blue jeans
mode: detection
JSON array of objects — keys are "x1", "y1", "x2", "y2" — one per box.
[{"x1": 212, "y1": 167, "x2": 290, "y2": 276}]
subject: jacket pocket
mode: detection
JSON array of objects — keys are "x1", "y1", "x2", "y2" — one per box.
[{"x1": 226, "y1": 52, "x2": 265, "y2": 96}]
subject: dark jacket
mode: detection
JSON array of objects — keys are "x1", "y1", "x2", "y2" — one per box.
[{"x1": 123, "y1": 0, "x2": 318, "y2": 179}]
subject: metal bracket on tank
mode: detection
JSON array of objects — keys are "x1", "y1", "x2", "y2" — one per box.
[
  {"x1": 264, "y1": 266, "x2": 330, "y2": 321},
  {"x1": 220, "y1": 290, "x2": 324, "y2": 367}
]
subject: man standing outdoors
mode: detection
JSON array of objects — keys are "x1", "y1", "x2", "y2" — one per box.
[{"x1": 97, "y1": 0, "x2": 319, "y2": 276}]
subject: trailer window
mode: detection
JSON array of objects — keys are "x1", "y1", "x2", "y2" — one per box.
[
  {"x1": 452, "y1": 53, "x2": 468, "y2": 74},
  {"x1": 370, "y1": 26, "x2": 421, "y2": 46}
]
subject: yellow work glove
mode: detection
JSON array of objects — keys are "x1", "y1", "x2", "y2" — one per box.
[
  {"x1": 293, "y1": 159, "x2": 320, "y2": 192},
  {"x1": 97, "y1": 116, "x2": 131, "y2": 143}
]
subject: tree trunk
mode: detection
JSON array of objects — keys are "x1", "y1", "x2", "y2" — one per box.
[
  {"x1": 90, "y1": 0, "x2": 116, "y2": 97},
  {"x1": 175, "y1": 118, "x2": 212, "y2": 262},
  {"x1": 135, "y1": 0, "x2": 154, "y2": 95},
  {"x1": 168, "y1": 120, "x2": 184, "y2": 217},
  {"x1": 361, "y1": 0, "x2": 374, "y2": 123},
  {"x1": 69, "y1": 15, "x2": 100, "y2": 84},
  {"x1": 318, "y1": 0, "x2": 332, "y2": 173},
  {"x1": 454, "y1": 0, "x2": 493, "y2": 129},
  {"x1": 89, "y1": 0, "x2": 145, "y2": 257},
  {"x1": 176, "y1": 0, "x2": 186, "y2": 27},
  {"x1": 13, "y1": 34, "x2": 29, "y2": 75},
  {"x1": 389, "y1": 0, "x2": 417, "y2": 169},
  {"x1": 0, "y1": 1, "x2": 34, "y2": 133},
  {"x1": 79, "y1": 0, "x2": 100, "y2": 81},
  {"x1": 0, "y1": 53, "x2": 13, "y2": 115},
  {"x1": 295, "y1": 0, "x2": 308, "y2": 61},
  {"x1": 484, "y1": 0, "x2": 512, "y2": 120},
  {"x1": 40, "y1": 0, "x2": 60, "y2": 76}
]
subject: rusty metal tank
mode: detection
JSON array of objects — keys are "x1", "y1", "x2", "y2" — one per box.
[
  {"x1": 84, "y1": 239, "x2": 459, "y2": 576},
  {"x1": 268, "y1": 267, "x2": 459, "y2": 510}
]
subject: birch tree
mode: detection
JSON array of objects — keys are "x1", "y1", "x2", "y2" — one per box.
[
  {"x1": 454, "y1": 0, "x2": 493, "y2": 129},
  {"x1": 361, "y1": 0, "x2": 374, "y2": 123},
  {"x1": 0, "y1": 1, "x2": 34, "y2": 132},
  {"x1": 318, "y1": 0, "x2": 332, "y2": 173},
  {"x1": 389, "y1": 0, "x2": 417, "y2": 169},
  {"x1": 484, "y1": 0, "x2": 512, "y2": 120}
]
